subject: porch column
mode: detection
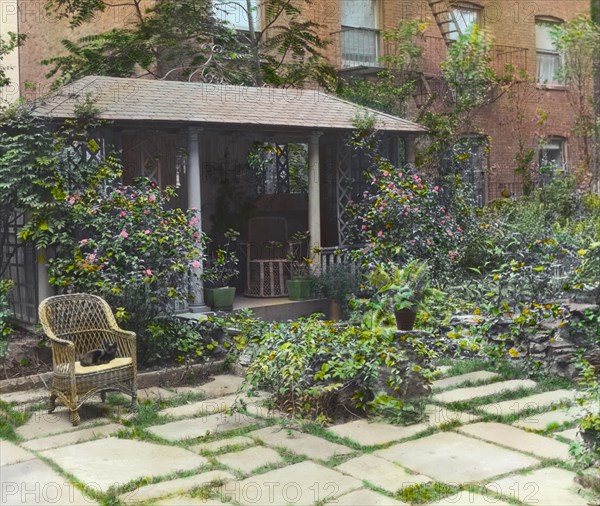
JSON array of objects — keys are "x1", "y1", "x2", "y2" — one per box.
[
  {"x1": 187, "y1": 127, "x2": 209, "y2": 312},
  {"x1": 308, "y1": 131, "x2": 323, "y2": 267},
  {"x1": 406, "y1": 134, "x2": 416, "y2": 167}
]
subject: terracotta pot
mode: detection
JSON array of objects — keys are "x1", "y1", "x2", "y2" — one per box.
[{"x1": 394, "y1": 308, "x2": 417, "y2": 331}]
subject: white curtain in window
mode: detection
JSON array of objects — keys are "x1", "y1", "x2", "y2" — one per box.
[
  {"x1": 214, "y1": 0, "x2": 258, "y2": 31},
  {"x1": 537, "y1": 52, "x2": 561, "y2": 84},
  {"x1": 341, "y1": 0, "x2": 376, "y2": 29}
]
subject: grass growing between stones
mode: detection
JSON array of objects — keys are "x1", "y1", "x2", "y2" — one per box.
[
  {"x1": 436, "y1": 359, "x2": 526, "y2": 380},
  {"x1": 0, "y1": 399, "x2": 30, "y2": 441}
]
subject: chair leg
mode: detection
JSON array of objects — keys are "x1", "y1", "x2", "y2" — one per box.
[
  {"x1": 48, "y1": 393, "x2": 57, "y2": 414},
  {"x1": 130, "y1": 391, "x2": 138, "y2": 412},
  {"x1": 100, "y1": 391, "x2": 106, "y2": 403},
  {"x1": 70, "y1": 409, "x2": 80, "y2": 426}
]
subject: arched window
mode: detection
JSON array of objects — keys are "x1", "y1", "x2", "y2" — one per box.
[
  {"x1": 448, "y1": 3, "x2": 482, "y2": 41},
  {"x1": 535, "y1": 16, "x2": 564, "y2": 85}
]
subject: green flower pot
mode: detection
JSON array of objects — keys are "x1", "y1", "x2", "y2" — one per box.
[
  {"x1": 286, "y1": 278, "x2": 314, "y2": 301},
  {"x1": 205, "y1": 286, "x2": 236, "y2": 311}
]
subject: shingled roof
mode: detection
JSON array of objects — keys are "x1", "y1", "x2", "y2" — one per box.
[{"x1": 33, "y1": 76, "x2": 426, "y2": 133}]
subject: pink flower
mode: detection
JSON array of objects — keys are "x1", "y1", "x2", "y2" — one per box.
[
  {"x1": 144, "y1": 229, "x2": 151, "y2": 235},
  {"x1": 398, "y1": 172, "x2": 403, "y2": 178},
  {"x1": 433, "y1": 185, "x2": 439, "y2": 193},
  {"x1": 192, "y1": 232, "x2": 200, "y2": 239},
  {"x1": 119, "y1": 230, "x2": 129, "y2": 238},
  {"x1": 87, "y1": 253, "x2": 96, "y2": 263},
  {"x1": 441, "y1": 220, "x2": 446, "y2": 225},
  {"x1": 68, "y1": 196, "x2": 76, "y2": 205},
  {"x1": 383, "y1": 171, "x2": 389, "y2": 177},
  {"x1": 361, "y1": 225, "x2": 368, "y2": 230},
  {"x1": 79, "y1": 239, "x2": 88, "y2": 246},
  {"x1": 143, "y1": 269, "x2": 153, "y2": 277},
  {"x1": 119, "y1": 211, "x2": 127, "y2": 218},
  {"x1": 148, "y1": 194, "x2": 156, "y2": 203},
  {"x1": 188, "y1": 217, "x2": 199, "y2": 227},
  {"x1": 191, "y1": 260, "x2": 201, "y2": 269},
  {"x1": 457, "y1": 227, "x2": 462, "y2": 233},
  {"x1": 377, "y1": 230, "x2": 384, "y2": 237},
  {"x1": 143, "y1": 209, "x2": 150, "y2": 215},
  {"x1": 449, "y1": 250, "x2": 459, "y2": 261}
]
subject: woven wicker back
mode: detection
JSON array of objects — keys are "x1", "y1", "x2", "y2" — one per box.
[{"x1": 39, "y1": 294, "x2": 120, "y2": 357}]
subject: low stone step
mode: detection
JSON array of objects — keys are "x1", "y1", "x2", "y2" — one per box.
[
  {"x1": 478, "y1": 389, "x2": 576, "y2": 417},
  {"x1": 512, "y1": 404, "x2": 584, "y2": 431},
  {"x1": 0, "y1": 440, "x2": 35, "y2": 467},
  {"x1": 554, "y1": 427, "x2": 580, "y2": 442},
  {"x1": 458, "y1": 422, "x2": 571, "y2": 460},
  {"x1": 160, "y1": 392, "x2": 267, "y2": 419},
  {"x1": 249, "y1": 426, "x2": 353, "y2": 460},
  {"x1": 148, "y1": 412, "x2": 257, "y2": 442},
  {"x1": 170, "y1": 375, "x2": 244, "y2": 399},
  {"x1": 486, "y1": 467, "x2": 588, "y2": 505},
  {"x1": 119, "y1": 470, "x2": 235, "y2": 504},
  {"x1": 0, "y1": 388, "x2": 48, "y2": 405},
  {"x1": 425, "y1": 404, "x2": 481, "y2": 427},
  {"x1": 432, "y1": 370, "x2": 499, "y2": 390},
  {"x1": 190, "y1": 435, "x2": 254, "y2": 454},
  {"x1": 215, "y1": 446, "x2": 283, "y2": 474},
  {"x1": 327, "y1": 419, "x2": 429, "y2": 446},
  {"x1": 431, "y1": 379, "x2": 537, "y2": 404}
]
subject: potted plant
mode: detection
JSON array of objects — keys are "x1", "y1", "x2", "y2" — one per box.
[
  {"x1": 286, "y1": 231, "x2": 316, "y2": 300},
  {"x1": 202, "y1": 229, "x2": 240, "y2": 311},
  {"x1": 368, "y1": 260, "x2": 439, "y2": 331},
  {"x1": 315, "y1": 263, "x2": 361, "y2": 320}
]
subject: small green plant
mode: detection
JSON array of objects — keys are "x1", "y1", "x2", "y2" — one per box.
[
  {"x1": 201, "y1": 228, "x2": 240, "y2": 288},
  {"x1": 573, "y1": 357, "x2": 600, "y2": 461},
  {"x1": 0, "y1": 279, "x2": 13, "y2": 356},
  {"x1": 314, "y1": 262, "x2": 361, "y2": 302}
]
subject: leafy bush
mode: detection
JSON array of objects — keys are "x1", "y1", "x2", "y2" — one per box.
[
  {"x1": 243, "y1": 314, "x2": 437, "y2": 422},
  {"x1": 48, "y1": 177, "x2": 206, "y2": 364},
  {"x1": 0, "y1": 280, "x2": 14, "y2": 356},
  {"x1": 202, "y1": 228, "x2": 240, "y2": 288}
]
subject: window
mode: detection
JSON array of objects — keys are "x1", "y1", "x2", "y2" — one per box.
[
  {"x1": 538, "y1": 137, "x2": 565, "y2": 174},
  {"x1": 250, "y1": 143, "x2": 308, "y2": 195},
  {"x1": 447, "y1": 4, "x2": 481, "y2": 41},
  {"x1": 536, "y1": 19, "x2": 563, "y2": 85},
  {"x1": 213, "y1": 0, "x2": 258, "y2": 31},
  {"x1": 340, "y1": 0, "x2": 379, "y2": 68}
]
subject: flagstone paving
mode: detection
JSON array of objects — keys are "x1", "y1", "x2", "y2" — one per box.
[
  {"x1": 432, "y1": 370, "x2": 499, "y2": 390},
  {"x1": 555, "y1": 427, "x2": 580, "y2": 442},
  {"x1": 374, "y1": 432, "x2": 539, "y2": 483},
  {"x1": 486, "y1": 467, "x2": 589, "y2": 505},
  {"x1": 458, "y1": 422, "x2": 572, "y2": 460},
  {"x1": 478, "y1": 388, "x2": 575, "y2": 417},
  {"x1": 327, "y1": 419, "x2": 429, "y2": 446},
  {"x1": 41, "y1": 437, "x2": 207, "y2": 491},
  {"x1": 3, "y1": 369, "x2": 596, "y2": 505},
  {"x1": 431, "y1": 379, "x2": 537, "y2": 403}
]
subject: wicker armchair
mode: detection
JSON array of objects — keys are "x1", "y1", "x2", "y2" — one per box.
[{"x1": 39, "y1": 293, "x2": 137, "y2": 426}]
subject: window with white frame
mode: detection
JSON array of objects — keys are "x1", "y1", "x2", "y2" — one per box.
[
  {"x1": 538, "y1": 137, "x2": 565, "y2": 175},
  {"x1": 340, "y1": 0, "x2": 379, "y2": 67},
  {"x1": 536, "y1": 18, "x2": 563, "y2": 85},
  {"x1": 447, "y1": 4, "x2": 481, "y2": 41},
  {"x1": 213, "y1": 0, "x2": 258, "y2": 31}
]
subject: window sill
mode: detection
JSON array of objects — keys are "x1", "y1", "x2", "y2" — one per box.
[{"x1": 536, "y1": 83, "x2": 568, "y2": 91}]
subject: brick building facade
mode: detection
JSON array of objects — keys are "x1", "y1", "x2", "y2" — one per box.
[{"x1": 1, "y1": 0, "x2": 592, "y2": 199}]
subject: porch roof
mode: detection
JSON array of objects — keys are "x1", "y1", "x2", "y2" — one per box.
[{"x1": 33, "y1": 76, "x2": 426, "y2": 133}]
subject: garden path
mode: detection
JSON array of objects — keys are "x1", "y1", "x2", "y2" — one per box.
[{"x1": 0, "y1": 371, "x2": 595, "y2": 505}]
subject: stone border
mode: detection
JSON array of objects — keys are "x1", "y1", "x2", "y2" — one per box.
[{"x1": 0, "y1": 360, "x2": 242, "y2": 394}]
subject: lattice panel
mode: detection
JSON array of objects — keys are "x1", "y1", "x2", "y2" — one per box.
[
  {"x1": 245, "y1": 260, "x2": 291, "y2": 297},
  {"x1": 336, "y1": 139, "x2": 354, "y2": 246},
  {"x1": 275, "y1": 144, "x2": 290, "y2": 194}
]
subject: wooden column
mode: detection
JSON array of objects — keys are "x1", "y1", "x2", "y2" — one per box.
[
  {"x1": 187, "y1": 127, "x2": 209, "y2": 312},
  {"x1": 308, "y1": 131, "x2": 323, "y2": 266}
]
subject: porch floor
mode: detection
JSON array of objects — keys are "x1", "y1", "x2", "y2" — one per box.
[{"x1": 179, "y1": 295, "x2": 330, "y2": 322}]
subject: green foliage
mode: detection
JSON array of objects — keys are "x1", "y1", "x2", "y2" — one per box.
[
  {"x1": 0, "y1": 280, "x2": 14, "y2": 357},
  {"x1": 314, "y1": 263, "x2": 361, "y2": 302},
  {"x1": 0, "y1": 400, "x2": 29, "y2": 441},
  {"x1": 573, "y1": 357, "x2": 600, "y2": 461},
  {"x1": 202, "y1": 228, "x2": 240, "y2": 288},
  {"x1": 0, "y1": 32, "x2": 26, "y2": 90},
  {"x1": 243, "y1": 315, "x2": 436, "y2": 421},
  {"x1": 47, "y1": 177, "x2": 206, "y2": 364}
]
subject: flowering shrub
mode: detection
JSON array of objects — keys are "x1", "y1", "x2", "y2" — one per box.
[
  {"x1": 350, "y1": 157, "x2": 464, "y2": 277},
  {"x1": 49, "y1": 177, "x2": 206, "y2": 363}
]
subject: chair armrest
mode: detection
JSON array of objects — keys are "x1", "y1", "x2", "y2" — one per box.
[
  {"x1": 48, "y1": 338, "x2": 75, "y2": 369},
  {"x1": 111, "y1": 329, "x2": 137, "y2": 363}
]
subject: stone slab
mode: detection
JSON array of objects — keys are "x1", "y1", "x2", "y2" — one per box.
[
  {"x1": 160, "y1": 392, "x2": 267, "y2": 418},
  {"x1": 425, "y1": 405, "x2": 481, "y2": 427},
  {"x1": 335, "y1": 489, "x2": 407, "y2": 505},
  {"x1": 328, "y1": 419, "x2": 428, "y2": 446},
  {"x1": 427, "y1": 492, "x2": 511, "y2": 506},
  {"x1": 16, "y1": 405, "x2": 111, "y2": 440},
  {"x1": 22, "y1": 423, "x2": 122, "y2": 451},
  {"x1": 119, "y1": 470, "x2": 235, "y2": 504},
  {"x1": 512, "y1": 405, "x2": 583, "y2": 431},
  {"x1": 433, "y1": 371, "x2": 499, "y2": 390},
  {"x1": 0, "y1": 458, "x2": 97, "y2": 505},
  {"x1": 555, "y1": 427, "x2": 580, "y2": 442},
  {"x1": 335, "y1": 454, "x2": 430, "y2": 493},
  {"x1": 249, "y1": 427, "x2": 353, "y2": 460},
  {"x1": 190, "y1": 435, "x2": 254, "y2": 454},
  {"x1": 0, "y1": 388, "x2": 48, "y2": 405},
  {"x1": 137, "y1": 387, "x2": 177, "y2": 401},
  {"x1": 486, "y1": 467, "x2": 588, "y2": 505},
  {"x1": 0, "y1": 440, "x2": 35, "y2": 467},
  {"x1": 216, "y1": 446, "x2": 283, "y2": 474},
  {"x1": 155, "y1": 498, "x2": 229, "y2": 506},
  {"x1": 41, "y1": 437, "x2": 207, "y2": 492},
  {"x1": 374, "y1": 432, "x2": 539, "y2": 483},
  {"x1": 220, "y1": 461, "x2": 362, "y2": 506},
  {"x1": 172, "y1": 375, "x2": 244, "y2": 398},
  {"x1": 478, "y1": 389, "x2": 576, "y2": 417},
  {"x1": 148, "y1": 412, "x2": 257, "y2": 442},
  {"x1": 458, "y1": 422, "x2": 571, "y2": 460},
  {"x1": 432, "y1": 379, "x2": 537, "y2": 404}
]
